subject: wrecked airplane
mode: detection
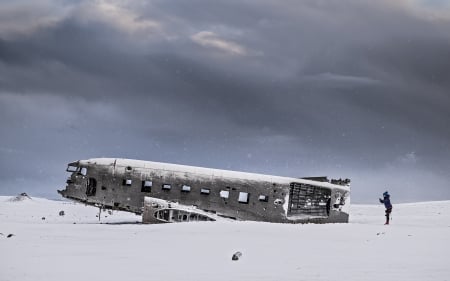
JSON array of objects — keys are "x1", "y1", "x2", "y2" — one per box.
[{"x1": 58, "y1": 158, "x2": 350, "y2": 224}]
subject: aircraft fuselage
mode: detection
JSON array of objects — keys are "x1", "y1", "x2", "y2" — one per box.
[{"x1": 58, "y1": 158, "x2": 350, "y2": 223}]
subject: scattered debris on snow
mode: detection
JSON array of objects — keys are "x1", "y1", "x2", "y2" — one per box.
[{"x1": 232, "y1": 251, "x2": 242, "y2": 261}]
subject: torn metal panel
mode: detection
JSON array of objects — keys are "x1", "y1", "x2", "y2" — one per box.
[{"x1": 142, "y1": 197, "x2": 218, "y2": 223}]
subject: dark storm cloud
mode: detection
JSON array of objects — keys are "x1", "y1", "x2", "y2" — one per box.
[{"x1": 1, "y1": 0, "x2": 450, "y2": 202}]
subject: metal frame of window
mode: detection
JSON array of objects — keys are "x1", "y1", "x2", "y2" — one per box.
[{"x1": 287, "y1": 182, "x2": 330, "y2": 217}]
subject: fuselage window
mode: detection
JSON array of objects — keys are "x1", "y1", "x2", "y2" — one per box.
[
  {"x1": 80, "y1": 167, "x2": 87, "y2": 176},
  {"x1": 200, "y1": 188, "x2": 210, "y2": 195},
  {"x1": 141, "y1": 181, "x2": 152, "y2": 192},
  {"x1": 66, "y1": 165, "x2": 78, "y2": 172},
  {"x1": 162, "y1": 184, "x2": 171, "y2": 190},
  {"x1": 181, "y1": 185, "x2": 191, "y2": 192},
  {"x1": 123, "y1": 179, "x2": 132, "y2": 186},
  {"x1": 238, "y1": 192, "x2": 250, "y2": 204},
  {"x1": 219, "y1": 190, "x2": 229, "y2": 199},
  {"x1": 258, "y1": 195, "x2": 269, "y2": 202}
]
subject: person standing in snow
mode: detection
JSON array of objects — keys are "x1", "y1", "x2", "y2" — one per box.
[{"x1": 379, "y1": 191, "x2": 392, "y2": 225}]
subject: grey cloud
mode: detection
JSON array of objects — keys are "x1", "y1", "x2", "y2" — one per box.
[{"x1": 0, "y1": 0, "x2": 450, "y2": 201}]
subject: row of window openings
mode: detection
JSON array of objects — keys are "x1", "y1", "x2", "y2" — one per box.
[{"x1": 122, "y1": 179, "x2": 269, "y2": 204}]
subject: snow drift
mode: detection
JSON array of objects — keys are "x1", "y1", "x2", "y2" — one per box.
[{"x1": 0, "y1": 196, "x2": 449, "y2": 281}]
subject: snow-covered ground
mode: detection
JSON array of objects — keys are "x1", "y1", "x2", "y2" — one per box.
[{"x1": 1, "y1": 195, "x2": 449, "y2": 281}]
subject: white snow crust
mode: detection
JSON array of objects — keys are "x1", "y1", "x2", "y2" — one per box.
[
  {"x1": 79, "y1": 158, "x2": 350, "y2": 191},
  {"x1": 1, "y1": 196, "x2": 449, "y2": 281}
]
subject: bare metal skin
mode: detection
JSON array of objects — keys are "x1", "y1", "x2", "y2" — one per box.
[{"x1": 58, "y1": 158, "x2": 350, "y2": 224}]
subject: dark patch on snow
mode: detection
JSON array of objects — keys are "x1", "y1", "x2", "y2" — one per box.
[{"x1": 232, "y1": 251, "x2": 242, "y2": 261}]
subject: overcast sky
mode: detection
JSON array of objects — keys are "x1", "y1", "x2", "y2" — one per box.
[{"x1": 1, "y1": 0, "x2": 450, "y2": 203}]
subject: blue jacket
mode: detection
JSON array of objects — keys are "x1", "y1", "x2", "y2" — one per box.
[{"x1": 379, "y1": 195, "x2": 392, "y2": 209}]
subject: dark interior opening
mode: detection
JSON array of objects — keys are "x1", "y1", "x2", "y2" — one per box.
[{"x1": 86, "y1": 178, "x2": 97, "y2": 196}]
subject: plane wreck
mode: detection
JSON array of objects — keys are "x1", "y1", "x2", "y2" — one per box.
[{"x1": 58, "y1": 158, "x2": 350, "y2": 224}]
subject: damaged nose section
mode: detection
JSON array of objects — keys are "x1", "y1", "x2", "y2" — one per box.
[{"x1": 58, "y1": 160, "x2": 89, "y2": 202}]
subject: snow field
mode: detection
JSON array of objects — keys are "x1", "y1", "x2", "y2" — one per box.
[{"x1": 1, "y1": 196, "x2": 449, "y2": 281}]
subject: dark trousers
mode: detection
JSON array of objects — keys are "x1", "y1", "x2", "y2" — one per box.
[{"x1": 385, "y1": 207, "x2": 392, "y2": 223}]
